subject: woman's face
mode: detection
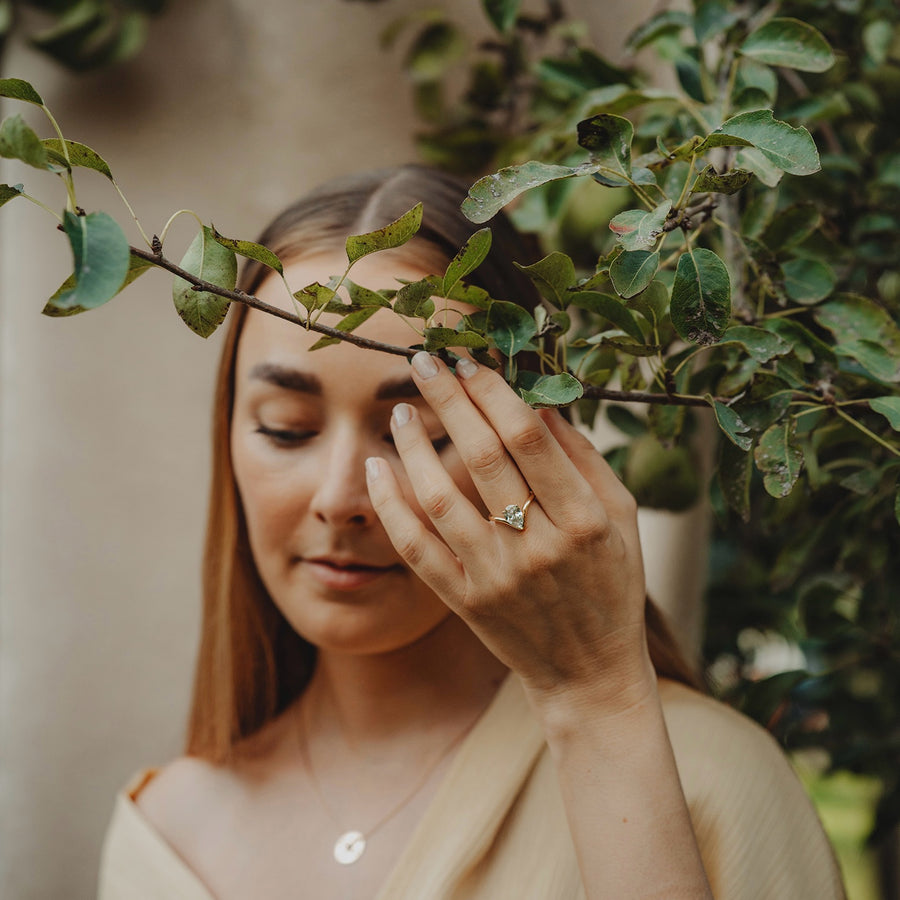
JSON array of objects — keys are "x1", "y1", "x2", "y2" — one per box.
[{"x1": 231, "y1": 251, "x2": 481, "y2": 656}]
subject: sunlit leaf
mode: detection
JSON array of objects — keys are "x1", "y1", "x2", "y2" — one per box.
[
  {"x1": 423, "y1": 327, "x2": 489, "y2": 351},
  {"x1": 755, "y1": 419, "x2": 804, "y2": 497},
  {"x1": 173, "y1": 226, "x2": 237, "y2": 338},
  {"x1": 740, "y1": 18, "x2": 835, "y2": 73},
  {"x1": 41, "y1": 138, "x2": 112, "y2": 178},
  {"x1": 609, "y1": 250, "x2": 659, "y2": 298},
  {"x1": 716, "y1": 110, "x2": 820, "y2": 176},
  {"x1": 53, "y1": 211, "x2": 131, "y2": 311},
  {"x1": 463, "y1": 161, "x2": 590, "y2": 224},
  {"x1": 294, "y1": 282, "x2": 337, "y2": 313},
  {"x1": 213, "y1": 228, "x2": 283, "y2": 276},
  {"x1": 346, "y1": 202, "x2": 423, "y2": 264},
  {"x1": 516, "y1": 372, "x2": 584, "y2": 407},
  {"x1": 443, "y1": 227, "x2": 491, "y2": 296},
  {"x1": 670, "y1": 248, "x2": 731, "y2": 345}
]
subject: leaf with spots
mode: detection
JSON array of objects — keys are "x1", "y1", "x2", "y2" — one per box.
[
  {"x1": 173, "y1": 226, "x2": 237, "y2": 338},
  {"x1": 670, "y1": 248, "x2": 731, "y2": 345},
  {"x1": 754, "y1": 420, "x2": 804, "y2": 497},
  {"x1": 345, "y1": 202, "x2": 423, "y2": 264}
]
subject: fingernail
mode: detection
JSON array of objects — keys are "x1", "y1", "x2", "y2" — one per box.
[
  {"x1": 412, "y1": 351, "x2": 439, "y2": 379},
  {"x1": 455, "y1": 357, "x2": 478, "y2": 379},
  {"x1": 392, "y1": 402, "x2": 413, "y2": 427},
  {"x1": 365, "y1": 457, "x2": 381, "y2": 482}
]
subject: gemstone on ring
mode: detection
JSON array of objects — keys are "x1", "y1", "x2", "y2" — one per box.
[{"x1": 490, "y1": 491, "x2": 535, "y2": 531}]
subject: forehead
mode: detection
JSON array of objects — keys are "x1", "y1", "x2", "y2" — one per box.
[{"x1": 234, "y1": 251, "x2": 434, "y2": 390}]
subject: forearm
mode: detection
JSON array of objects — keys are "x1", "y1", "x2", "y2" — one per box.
[{"x1": 530, "y1": 673, "x2": 714, "y2": 900}]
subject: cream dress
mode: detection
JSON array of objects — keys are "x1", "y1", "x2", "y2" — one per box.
[{"x1": 97, "y1": 675, "x2": 846, "y2": 899}]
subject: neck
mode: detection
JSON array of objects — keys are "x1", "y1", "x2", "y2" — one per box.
[{"x1": 304, "y1": 615, "x2": 508, "y2": 752}]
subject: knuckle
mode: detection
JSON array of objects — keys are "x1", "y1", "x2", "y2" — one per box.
[
  {"x1": 508, "y1": 419, "x2": 547, "y2": 457},
  {"x1": 393, "y1": 530, "x2": 427, "y2": 568},
  {"x1": 465, "y1": 438, "x2": 507, "y2": 480},
  {"x1": 418, "y1": 485, "x2": 455, "y2": 521}
]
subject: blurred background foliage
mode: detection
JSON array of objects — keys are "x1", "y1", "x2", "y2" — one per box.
[{"x1": 379, "y1": 0, "x2": 899, "y2": 894}]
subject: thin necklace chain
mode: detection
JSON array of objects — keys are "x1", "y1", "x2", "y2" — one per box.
[{"x1": 295, "y1": 696, "x2": 479, "y2": 862}]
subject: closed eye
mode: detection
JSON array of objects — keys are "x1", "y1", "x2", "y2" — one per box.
[{"x1": 255, "y1": 425, "x2": 316, "y2": 447}]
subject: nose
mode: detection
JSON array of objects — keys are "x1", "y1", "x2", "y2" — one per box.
[{"x1": 309, "y1": 427, "x2": 378, "y2": 529}]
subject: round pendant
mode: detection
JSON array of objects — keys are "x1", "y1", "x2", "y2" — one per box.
[{"x1": 334, "y1": 830, "x2": 366, "y2": 865}]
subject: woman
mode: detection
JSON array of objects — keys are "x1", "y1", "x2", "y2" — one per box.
[{"x1": 98, "y1": 166, "x2": 845, "y2": 899}]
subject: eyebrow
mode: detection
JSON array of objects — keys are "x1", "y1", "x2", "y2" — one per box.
[{"x1": 248, "y1": 363, "x2": 419, "y2": 401}]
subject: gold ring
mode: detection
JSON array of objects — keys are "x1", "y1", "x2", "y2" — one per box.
[{"x1": 489, "y1": 491, "x2": 535, "y2": 532}]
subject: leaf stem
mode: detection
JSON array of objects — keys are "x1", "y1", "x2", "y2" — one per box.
[
  {"x1": 21, "y1": 191, "x2": 63, "y2": 222},
  {"x1": 834, "y1": 407, "x2": 900, "y2": 458},
  {"x1": 111, "y1": 178, "x2": 153, "y2": 249}
]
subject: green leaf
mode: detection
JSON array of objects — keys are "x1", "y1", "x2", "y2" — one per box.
[
  {"x1": 485, "y1": 300, "x2": 537, "y2": 357},
  {"x1": 709, "y1": 397, "x2": 752, "y2": 450},
  {"x1": 690, "y1": 165, "x2": 753, "y2": 195},
  {"x1": 482, "y1": 0, "x2": 521, "y2": 32},
  {"x1": 346, "y1": 202, "x2": 423, "y2": 264},
  {"x1": 759, "y1": 203, "x2": 820, "y2": 250},
  {"x1": 570, "y1": 291, "x2": 645, "y2": 343},
  {"x1": 626, "y1": 10, "x2": 691, "y2": 51},
  {"x1": 734, "y1": 374, "x2": 792, "y2": 431},
  {"x1": 212, "y1": 228, "x2": 283, "y2": 276},
  {"x1": 718, "y1": 437, "x2": 753, "y2": 520},
  {"x1": 173, "y1": 226, "x2": 237, "y2": 338},
  {"x1": 404, "y1": 21, "x2": 465, "y2": 82},
  {"x1": 721, "y1": 325, "x2": 791, "y2": 362},
  {"x1": 694, "y1": 0, "x2": 742, "y2": 43},
  {"x1": 716, "y1": 110, "x2": 820, "y2": 176},
  {"x1": 0, "y1": 78, "x2": 43, "y2": 105},
  {"x1": 516, "y1": 372, "x2": 584, "y2": 408},
  {"x1": 782, "y1": 259, "x2": 836, "y2": 305},
  {"x1": 609, "y1": 200, "x2": 671, "y2": 251},
  {"x1": 755, "y1": 419, "x2": 804, "y2": 497},
  {"x1": 670, "y1": 248, "x2": 731, "y2": 345},
  {"x1": 609, "y1": 250, "x2": 659, "y2": 299},
  {"x1": 870, "y1": 398, "x2": 900, "y2": 431},
  {"x1": 53, "y1": 211, "x2": 131, "y2": 311},
  {"x1": 627, "y1": 280, "x2": 669, "y2": 328},
  {"x1": 0, "y1": 114, "x2": 48, "y2": 169},
  {"x1": 294, "y1": 282, "x2": 338, "y2": 313},
  {"x1": 393, "y1": 279, "x2": 435, "y2": 317},
  {"x1": 514, "y1": 251, "x2": 576, "y2": 308},
  {"x1": 740, "y1": 18, "x2": 835, "y2": 73},
  {"x1": 346, "y1": 280, "x2": 391, "y2": 309},
  {"x1": 0, "y1": 182, "x2": 23, "y2": 208},
  {"x1": 43, "y1": 251, "x2": 153, "y2": 317},
  {"x1": 675, "y1": 132, "x2": 753, "y2": 159},
  {"x1": 41, "y1": 139, "x2": 112, "y2": 179},
  {"x1": 576, "y1": 114, "x2": 633, "y2": 181},
  {"x1": 423, "y1": 327, "x2": 489, "y2": 351},
  {"x1": 462, "y1": 161, "x2": 588, "y2": 224},
  {"x1": 735, "y1": 147, "x2": 784, "y2": 187},
  {"x1": 814, "y1": 295, "x2": 900, "y2": 383},
  {"x1": 443, "y1": 227, "x2": 491, "y2": 296}
]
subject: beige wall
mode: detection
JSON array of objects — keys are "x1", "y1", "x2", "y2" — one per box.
[{"x1": 0, "y1": 3, "x2": 702, "y2": 897}]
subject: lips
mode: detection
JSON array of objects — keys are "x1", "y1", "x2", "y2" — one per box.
[{"x1": 301, "y1": 555, "x2": 402, "y2": 592}]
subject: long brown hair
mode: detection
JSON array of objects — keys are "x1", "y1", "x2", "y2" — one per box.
[{"x1": 185, "y1": 166, "x2": 700, "y2": 763}]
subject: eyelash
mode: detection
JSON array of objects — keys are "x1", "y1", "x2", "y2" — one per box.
[{"x1": 255, "y1": 425, "x2": 453, "y2": 454}]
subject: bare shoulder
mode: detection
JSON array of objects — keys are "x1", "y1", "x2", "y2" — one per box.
[{"x1": 135, "y1": 755, "x2": 237, "y2": 847}]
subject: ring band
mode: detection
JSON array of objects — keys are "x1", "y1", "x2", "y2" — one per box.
[{"x1": 489, "y1": 491, "x2": 535, "y2": 532}]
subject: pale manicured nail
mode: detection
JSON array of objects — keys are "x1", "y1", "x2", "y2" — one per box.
[
  {"x1": 455, "y1": 357, "x2": 478, "y2": 379},
  {"x1": 412, "y1": 351, "x2": 439, "y2": 379},
  {"x1": 365, "y1": 457, "x2": 381, "y2": 482},
  {"x1": 392, "y1": 402, "x2": 413, "y2": 427}
]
